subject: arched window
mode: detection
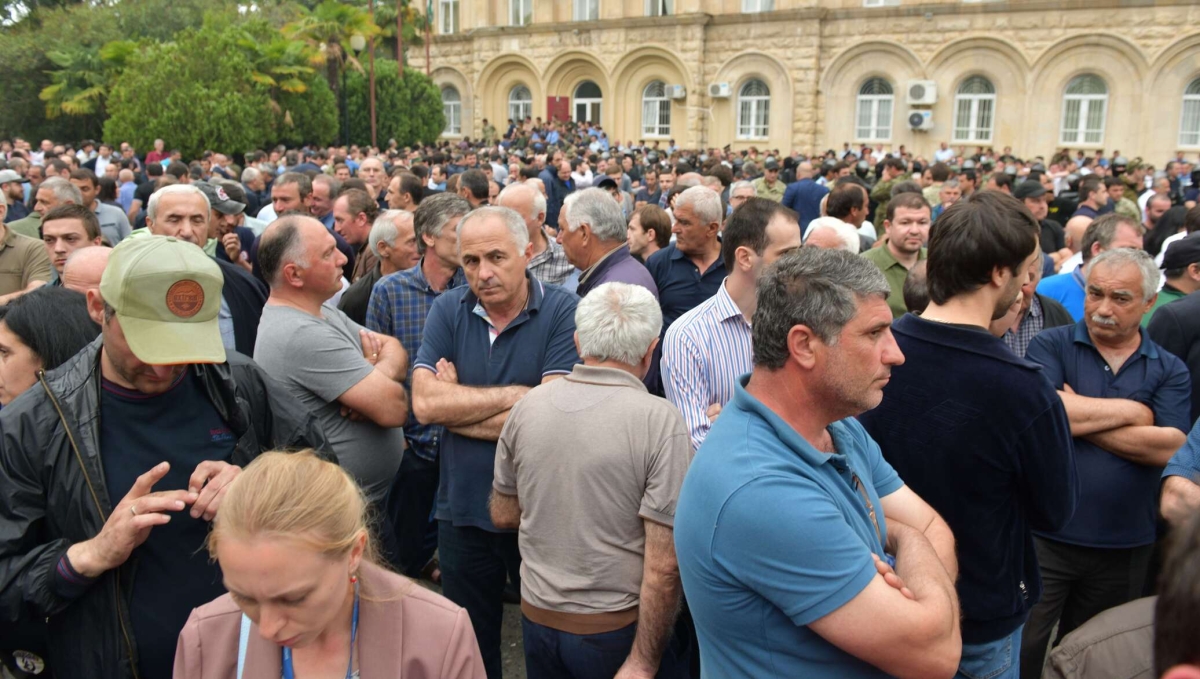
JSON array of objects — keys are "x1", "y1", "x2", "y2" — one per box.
[
  {"x1": 573, "y1": 80, "x2": 602, "y2": 124},
  {"x1": 441, "y1": 86, "x2": 461, "y2": 136},
  {"x1": 855, "y1": 77, "x2": 893, "y2": 141},
  {"x1": 642, "y1": 81, "x2": 671, "y2": 138},
  {"x1": 1060, "y1": 74, "x2": 1107, "y2": 145},
  {"x1": 737, "y1": 79, "x2": 770, "y2": 140},
  {"x1": 508, "y1": 85, "x2": 532, "y2": 124},
  {"x1": 1180, "y1": 78, "x2": 1200, "y2": 147},
  {"x1": 953, "y1": 76, "x2": 995, "y2": 143}
]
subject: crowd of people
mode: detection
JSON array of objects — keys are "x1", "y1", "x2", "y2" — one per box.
[{"x1": 1, "y1": 125, "x2": 1200, "y2": 679}]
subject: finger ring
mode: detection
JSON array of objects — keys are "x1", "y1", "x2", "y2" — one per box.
[
  {"x1": 129, "y1": 504, "x2": 138, "y2": 517},
  {"x1": 372, "y1": 353, "x2": 378, "y2": 359}
]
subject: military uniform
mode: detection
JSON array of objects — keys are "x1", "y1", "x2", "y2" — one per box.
[{"x1": 752, "y1": 177, "x2": 786, "y2": 203}]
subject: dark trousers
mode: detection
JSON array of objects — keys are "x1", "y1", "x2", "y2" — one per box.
[
  {"x1": 387, "y1": 449, "x2": 440, "y2": 577},
  {"x1": 439, "y1": 521, "x2": 521, "y2": 679},
  {"x1": 522, "y1": 616, "x2": 692, "y2": 679},
  {"x1": 1018, "y1": 537, "x2": 1153, "y2": 679}
]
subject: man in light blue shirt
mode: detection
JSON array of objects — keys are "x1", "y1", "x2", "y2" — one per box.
[{"x1": 675, "y1": 248, "x2": 962, "y2": 679}]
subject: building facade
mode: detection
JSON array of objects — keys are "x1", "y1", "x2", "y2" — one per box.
[{"x1": 423, "y1": 0, "x2": 1200, "y2": 161}]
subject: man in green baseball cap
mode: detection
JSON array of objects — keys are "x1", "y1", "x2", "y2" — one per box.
[{"x1": 0, "y1": 234, "x2": 331, "y2": 679}]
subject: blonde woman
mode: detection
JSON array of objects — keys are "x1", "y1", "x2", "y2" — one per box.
[{"x1": 174, "y1": 451, "x2": 485, "y2": 679}]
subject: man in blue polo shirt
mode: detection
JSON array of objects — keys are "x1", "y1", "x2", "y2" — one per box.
[
  {"x1": 1022, "y1": 247, "x2": 1191, "y2": 679},
  {"x1": 675, "y1": 248, "x2": 962, "y2": 679},
  {"x1": 412, "y1": 205, "x2": 580, "y2": 679},
  {"x1": 1037, "y1": 214, "x2": 1143, "y2": 320}
]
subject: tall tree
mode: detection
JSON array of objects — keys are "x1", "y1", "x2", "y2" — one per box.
[{"x1": 282, "y1": 0, "x2": 380, "y2": 94}]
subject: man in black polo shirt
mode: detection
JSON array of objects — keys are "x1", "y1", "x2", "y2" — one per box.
[
  {"x1": 412, "y1": 205, "x2": 580, "y2": 679},
  {"x1": 858, "y1": 191, "x2": 1078, "y2": 679}
]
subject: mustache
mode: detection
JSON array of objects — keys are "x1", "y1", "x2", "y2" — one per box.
[{"x1": 1090, "y1": 314, "x2": 1118, "y2": 327}]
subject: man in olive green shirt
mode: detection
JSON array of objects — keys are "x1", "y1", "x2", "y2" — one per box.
[
  {"x1": 860, "y1": 192, "x2": 932, "y2": 318},
  {"x1": 0, "y1": 198, "x2": 52, "y2": 303},
  {"x1": 752, "y1": 158, "x2": 786, "y2": 203},
  {"x1": 1145, "y1": 235, "x2": 1200, "y2": 326},
  {"x1": 870, "y1": 157, "x2": 909, "y2": 236}
]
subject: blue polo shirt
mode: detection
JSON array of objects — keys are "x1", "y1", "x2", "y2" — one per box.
[
  {"x1": 414, "y1": 275, "x2": 580, "y2": 531},
  {"x1": 675, "y1": 376, "x2": 904, "y2": 679},
  {"x1": 1036, "y1": 269, "x2": 1086, "y2": 321},
  {"x1": 643, "y1": 243, "x2": 727, "y2": 332},
  {"x1": 1026, "y1": 321, "x2": 1191, "y2": 548},
  {"x1": 1165, "y1": 418, "x2": 1200, "y2": 482}
]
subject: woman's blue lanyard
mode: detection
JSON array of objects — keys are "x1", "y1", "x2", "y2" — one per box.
[{"x1": 281, "y1": 580, "x2": 360, "y2": 679}]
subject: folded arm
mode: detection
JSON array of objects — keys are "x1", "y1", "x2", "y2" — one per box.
[
  {"x1": 1085, "y1": 426, "x2": 1186, "y2": 466},
  {"x1": 1057, "y1": 391, "x2": 1153, "y2": 437},
  {"x1": 880, "y1": 485, "x2": 957, "y2": 582},
  {"x1": 411, "y1": 367, "x2": 529, "y2": 428}
]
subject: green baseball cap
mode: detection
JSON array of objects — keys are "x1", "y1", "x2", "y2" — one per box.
[{"x1": 100, "y1": 236, "x2": 226, "y2": 365}]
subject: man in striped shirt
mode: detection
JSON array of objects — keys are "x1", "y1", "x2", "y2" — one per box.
[{"x1": 662, "y1": 198, "x2": 802, "y2": 450}]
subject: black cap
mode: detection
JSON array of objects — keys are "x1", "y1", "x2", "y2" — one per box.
[
  {"x1": 1162, "y1": 234, "x2": 1200, "y2": 270},
  {"x1": 763, "y1": 158, "x2": 780, "y2": 171},
  {"x1": 595, "y1": 177, "x2": 619, "y2": 191},
  {"x1": 1012, "y1": 180, "x2": 1048, "y2": 200},
  {"x1": 196, "y1": 181, "x2": 246, "y2": 216}
]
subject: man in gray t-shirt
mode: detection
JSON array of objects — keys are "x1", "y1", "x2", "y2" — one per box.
[{"x1": 253, "y1": 215, "x2": 410, "y2": 503}]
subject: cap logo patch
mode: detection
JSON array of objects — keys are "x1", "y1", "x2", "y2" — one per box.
[
  {"x1": 216, "y1": 187, "x2": 230, "y2": 202},
  {"x1": 165, "y1": 280, "x2": 205, "y2": 318}
]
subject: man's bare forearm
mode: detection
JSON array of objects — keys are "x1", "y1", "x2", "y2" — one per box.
[
  {"x1": 1085, "y1": 426, "x2": 1187, "y2": 466},
  {"x1": 413, "y1": 370, "x2": 528, "y2": 427},
  {"x1": 898, "y1": 517, "x2": 958, "y2": 583},
  {"x1": 1059, "y1": 392, "x2": 1151, "y2": 436},
  {"x1": 1162, "y1": 475, "x2": 1200, "y2": 526},
  {"x1": 488, "y1": 490, "x2": 521, "y2": 530},
  {"x1": 375, "y1": 336, "x2": 408, "y2": 382},
  {"x1": 891, "y1": 524, "x2": 959, "y2": 626},
  {"x1": 448, "y1": 410, "x2": 510, "y2": 441},
  {"x1": 627, "y1": 521, "x2": 682, "y2": 673}
]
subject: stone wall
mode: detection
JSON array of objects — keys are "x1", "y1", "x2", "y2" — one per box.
[{"x1": 421, "y1": 0, "x2": 1200, "y2": 160}]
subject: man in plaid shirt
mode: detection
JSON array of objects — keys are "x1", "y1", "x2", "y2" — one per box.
[{"x1": 366, "y1": 192, "x2": 470, "y2": 579}]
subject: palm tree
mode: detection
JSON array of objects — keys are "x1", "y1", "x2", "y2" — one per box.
[
  {"x1": 39, "y1": 39, "x2": 136, "y2": 119},
  {"x1": 283, "y1": 0, "x2": 380, "y2": 94}
]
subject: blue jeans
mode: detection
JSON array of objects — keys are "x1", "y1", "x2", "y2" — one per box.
[
  {"x1": 522, "y1": 616, "x2": 691, "y2": 679},
  {"x1": 956, "y1": 625, "x2": 1024, "y2": 679}
]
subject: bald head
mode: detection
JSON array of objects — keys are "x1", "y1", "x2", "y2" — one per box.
[
  {"x1": 1065, "y1": 215, "x2": 1092, "y2": 252},
  {"x1": 62, "y1": 245, "x2": 111, "y2": 293},
  {"x1": 797, "y1": 161, "x2": 814, "y2": 180}
]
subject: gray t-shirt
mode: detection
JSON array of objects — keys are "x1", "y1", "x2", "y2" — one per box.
[
  {"x1": 95, "y1": 202, "x2": 131, "y2": 246},
  {"x1": 493, "y1": 364, "x2": 692, "y2": 614},
  {"x1": 254, "y1": 302, "x2": 404, "y2": 502}
]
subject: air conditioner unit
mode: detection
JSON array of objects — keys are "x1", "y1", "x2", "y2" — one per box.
[
  {"x1": 908, "y1": 109, "x2": 934, "y2": 131},
  {"x1": 669, "y1": 84, "x2": 687, "y2": 100},
  {"x1": 906, "y1": 80, "x2": 938, "y2": 105},
  {"x1": 708, "y1": 82, "x2": 732, "y2": 99}
]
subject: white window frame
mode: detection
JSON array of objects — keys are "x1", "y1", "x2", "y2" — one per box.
[
  {"x1": 736, "y1": 79, "x2": 770, "y2": 140},
  {"x1": 742, "y1": 0, "x2": 774, "y2": 11},
  {"x1": 573, "y1": 0, "x2": 599, "y2": 21},
  {"x1": 863, "y1": 0, "x2": 899, "y2": 6},
  {"x1": 508, "y1": 85, "x2": 532, "y2": 124},
  {"x1": 855, "y1": 78, "x2": 893, "y2": 142},
  {"x1": 953, "y1": 76, "x2": 996, "y2": 143},
  {"x1": 508, "y1": 0, "x2": 531, "y2": 26},
  {"x1": 645, "y1": 0, "x2": 671, "y2": 17},
  {"x1": 1060, "y1": 74, "x2": 1108, "y2": 146},
  {"x1": 641, "y1": 81, "x2": 671, "y2": 138},
  {"x1": 441, "y1": 87, "x2": 462, "y2": 136},
  {"x1": 439, "y1": 0, "x2": 459, "y2": 34},
  {"x1": 1179, "y1": 78, "x2": 1200, "y2": 148},
  {"x1": 573, "y1": 81, "x2": 603, "y2": 125}
]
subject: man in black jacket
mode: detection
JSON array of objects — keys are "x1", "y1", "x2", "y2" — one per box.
[
  {"x1": 0, "y1": 236, "x2": 330, "y2": 679},
  {"x1": 145, "y1": 183, "x2": 268, "y2": 356}
]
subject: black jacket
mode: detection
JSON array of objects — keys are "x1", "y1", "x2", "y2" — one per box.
[
  {"x1": 338, "y1": 264, "x2": 382, "y2": 326},
  {"x1": 0, "y1": 338, "x2": 331, "y2": 679},
  {"x1": 1148, "y1": 290, "x2": 1200, "y2": 423},
  {"x1": 1039, "y1": 293, "x2": 1075, "y2": 330},
  {"x1": 215, "y1": 257, "x2": 268, "y2": 357}
]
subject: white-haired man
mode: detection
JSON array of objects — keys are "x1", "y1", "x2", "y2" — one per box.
[
  {"x1": 492, "y1": 282, "x2": 692, "y2": 679},
  {"x1": 339, "y1": 210, "x2": 421, "y2": 325},
  {"x1": 558, "y1": 188, "x2": 658, "y2": 299},
  {"x1": 804, "y1": 217, "x2": 861, "y2": 253}
]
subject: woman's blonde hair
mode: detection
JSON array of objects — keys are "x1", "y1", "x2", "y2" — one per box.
[{"x1": 208, "y1": 450, "x2": 378, "y2": 565}]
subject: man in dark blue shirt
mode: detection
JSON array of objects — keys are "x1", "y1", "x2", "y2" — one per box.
[
  {"x1": 858, "y1": 191, "x2": 1077, "y2": 679},
  {"x1": 1022, "y1": 247, "x2": 1190, "y2": 679},
  {"x1": 412, "y1": 205, "x2": 580, "y2": 679},
  {"x1": 782, "y1": 161, "x2": 829, "y2": 235}
]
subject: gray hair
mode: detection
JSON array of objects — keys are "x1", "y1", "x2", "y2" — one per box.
[
  {"x1": 805, "y1": 217, "x2": 861, "y2": 254},
  {"x1": 1084, "y1": 247, "x2": 1161, "y2": 301},
  {"x1": 941, "y1": 178, "x2": 961, "y2": 190},
  {"x1": 413, "y1": 193, "x2": 471, "y2": 255},
  {"x1": 369, "y1": 209, "x2": 408, "y2": 257},
  {"x1": 730, "y1": 180, "x2": 756, "y2": 196},
  {"x1": 753, "y1": 248, "x2": 890, "y2": 369},
  {"x1": 147, "y1": 183, "x2": 209, "y2": 223},
  {"x1": 457, "y1": 206, "x2": 529, "y2": 257},
  {"x1": 677, "y1": 185, "x2": 722, "y2": 226},
  {"x1": 575, "y1": 282, "x2": 662, "y2": 366},
  {"x1": 497, "y1": 182, "x2": 546, "y2": 223},
  {"x1": 38, "y1": 177, "x2": 82, "y2": 206},
  {"x1": 562, "y1": 188, "x2": 626, "y2": 241},
  {"x1": 241, "y1": 166, "x2": 261, "y2": 184}
]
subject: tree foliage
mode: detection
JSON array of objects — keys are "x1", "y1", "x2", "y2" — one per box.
[{"x1": 344, "y1": 60, "x2": 443, "y2": 148}]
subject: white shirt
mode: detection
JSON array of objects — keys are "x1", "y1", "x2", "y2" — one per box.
[
  {"x1": 94, "y1": 155, "x2": 113, "y2": 177},
  {"x1": 1061, "y1": 251, "x2": 1083, "y2": 274},
  {"x1": 1157, "y1": 231, "x2": 1186, "y2": 268},
  {"x1": 571, "y1": 169, "x2": 594, "y2": 189},
  {"x1": 934, "y1": 148, "x2": 955, "y2": 163}
]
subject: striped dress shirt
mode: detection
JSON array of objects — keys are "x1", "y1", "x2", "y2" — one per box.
[{"x1": 661, "y1": 279, "x2": 752, "y2": 450}]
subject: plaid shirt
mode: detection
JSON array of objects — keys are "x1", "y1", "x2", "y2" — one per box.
[
  {"x1": 528, "y1": 230, "x2": 575, "y2": 286},
  {"x1": 366, "y1": 260, "x2": 467, "y2": 461},
  {"x1": 1003, "y1": 295, "x2": 1044, "y2": 358}
]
